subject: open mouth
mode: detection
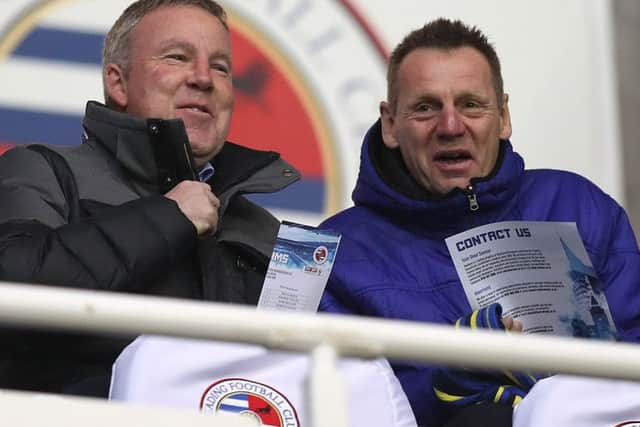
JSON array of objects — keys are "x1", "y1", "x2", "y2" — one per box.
[
  {"x1": 178, "y1": 104, "x2": 211, "y2": 115},
  {"x1": 434, "y1": 150, "x2": 472, "y2": 164}
]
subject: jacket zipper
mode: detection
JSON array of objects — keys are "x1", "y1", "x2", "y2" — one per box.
[{"x1": 465, "y1": 184, "x2": 480, "y2": 212}]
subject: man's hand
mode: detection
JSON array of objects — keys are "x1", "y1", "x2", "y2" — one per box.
[
  {"x1": 165, "y1": 181, "x2": 220, "y2": 236},
  {"x1": 434, "y1": 306, "x2": 542, "y2": 410},
  {"x1": 455, "y1": 303, "x2": 523, "y2": 333},
  {"x1": 501, "y1": 316, "x2": 523, "y2": 332}
]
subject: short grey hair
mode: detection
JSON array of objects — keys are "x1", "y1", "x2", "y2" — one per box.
[
  {"x1": 387, "y1": 18, "x2": 504, "y2": 112},
  {"x1": 102, "y1": 0, "x2": 228, "y2": 108}
]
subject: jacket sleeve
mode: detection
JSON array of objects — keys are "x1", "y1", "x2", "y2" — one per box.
[
  {"x1": 319, "y1": 279, "x2": 358, "y2": 314},
  {"x1": 0, "y1": 147, "x2": 197, "y2": 292},
  {"x1": 596, "y1": 203, "x2": 640, "y2": 342}
]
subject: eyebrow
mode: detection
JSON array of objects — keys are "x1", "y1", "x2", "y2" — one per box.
[
  {"x1": 457, "y1": 91, "x2": 490, "y2": 100},
  {"x1": 410, "y1": 91, "x2": 492, "y2": 105}
]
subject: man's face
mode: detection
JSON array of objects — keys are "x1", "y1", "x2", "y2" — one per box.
[
  {"x1": 106, "y1": 5, "x2": 233, "y2": 168},
  {"x1": 380, "y1": 47, "x2": 511, "y2": 195}
]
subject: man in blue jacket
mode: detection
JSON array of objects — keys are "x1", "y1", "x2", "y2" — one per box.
[{"x1": 319, "y1": 18, "x2": 640, "y2": 427}]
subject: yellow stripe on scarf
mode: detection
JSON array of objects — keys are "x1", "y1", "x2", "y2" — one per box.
[
  {"x1": 470, "y1": 309, "x2": 479, "y2": 329},
  {"x1": 513, "y1": 395, "x2": 523, "y2": 407},
  {"x1": 485, "y1": 306, "x2": 492, "y2": 328},
  {"x1": 434, "y1": 388, "x2": 465, "y2": 403}
]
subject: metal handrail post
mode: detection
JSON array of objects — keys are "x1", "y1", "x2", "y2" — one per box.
[{"x1": 310, "y1": 344, "x2": 349, "y2": 427}]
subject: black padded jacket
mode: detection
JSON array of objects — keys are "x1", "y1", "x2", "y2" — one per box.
[{"x1": 0, "y1": 101, "x2": 300, "y2": 396}]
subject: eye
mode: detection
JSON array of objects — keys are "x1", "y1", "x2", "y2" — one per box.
[
  {"x1": 211, "y1": 62, "x2": 230, "y2": 75},
  {"x1": 461, "y1": 98, "x2": 490, "y2": 111},
  {"x1": 165, "y1": 53, "x2": 187, "y2": 62},
  {"x1": 415, "y1": 103, "x2": 433, "y2": 112},
  {"x1": 410, "y1": 102, "x2": 440, "y2": 119},
  {"x1": 460, "y1": 99, "x2": 490, "y2": 117}
]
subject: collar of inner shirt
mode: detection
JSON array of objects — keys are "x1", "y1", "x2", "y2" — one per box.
[{"x1": 198, "y1": 162, "x2": 214, "y2": 182}]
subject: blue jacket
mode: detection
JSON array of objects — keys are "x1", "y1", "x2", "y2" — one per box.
[{"x1": 319, "y1": 120, "x2": 640, "y2": 426}]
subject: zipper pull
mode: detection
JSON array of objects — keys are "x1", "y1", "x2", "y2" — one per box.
[{"x1": 466, "y1": 184, "x2": 479, "y2": 212}]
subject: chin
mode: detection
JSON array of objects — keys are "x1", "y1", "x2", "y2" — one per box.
[
  {"x1": 187, "y1": 134, "x2": 215, "y2": 151},
  {"x1": 192, "y1": 143, "x2": 223, "y2": 162}
]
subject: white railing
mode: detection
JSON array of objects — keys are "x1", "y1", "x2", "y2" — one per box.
[
  {"x1": 1, "y1": 281, "x2": 640, "y2": 425},
  {"x1": 0, "y1": 389, "x2": 256, "y2": 427}
]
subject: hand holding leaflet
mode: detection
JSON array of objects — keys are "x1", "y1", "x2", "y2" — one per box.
[{"x1": 445, "y1": 221, "x2": 616, "y2": 339}]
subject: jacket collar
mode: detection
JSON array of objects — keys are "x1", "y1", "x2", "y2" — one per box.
[
  {"x1": 82, "y1": 101, "x2": 185, "y2": 186},
  {"x1": 353, "y1": 119, "x2": 524, "y2": 234},
  {"x1": 81, "y1": 101, "x2": 300, "y2": 206}
]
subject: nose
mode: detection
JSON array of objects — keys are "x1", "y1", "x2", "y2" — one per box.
[
  {"x1": 187, "y1": 57, "x2": 213, "y2": 91},
  {"x1": 435, "y1": 106, "x2": 465, "y2": 139}
]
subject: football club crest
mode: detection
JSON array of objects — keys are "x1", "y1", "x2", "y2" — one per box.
[
  {"x1": 313, "y1": 245, "x2": 328, "y2": 265},
  {"x1": 200, "y1": 378, "x2": 300, "y2": 427},
  {"x1": 0, "y1": 0, "x2": 387, "y2": 224}
]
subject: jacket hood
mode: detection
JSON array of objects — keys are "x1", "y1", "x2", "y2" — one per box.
[{"x1": 352, "y1": 119, "x2": 525, "y2": 233}]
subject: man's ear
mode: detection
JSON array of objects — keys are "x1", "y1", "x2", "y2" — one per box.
[
  {"x1": 380, "y1": 101, "x2": 399, "y2": 149},
  {"x1": 499, "y1": 93, "x2": 512, "y2": 140},
  {"x1": 104, "y1": 63, "x2": 128, "y2": 110}
]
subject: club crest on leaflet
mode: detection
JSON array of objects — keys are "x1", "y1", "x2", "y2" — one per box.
[{"x1": 313, "y1": 246, "x2": 329, "y2": 265}]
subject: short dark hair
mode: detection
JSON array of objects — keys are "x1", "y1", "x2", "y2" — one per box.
[
  {"x1": 102, "y1": 0, "x2": 228, "y2": 107},
  {"x1": 387, "y1": 18, "x2": 503, "y2": 111}
]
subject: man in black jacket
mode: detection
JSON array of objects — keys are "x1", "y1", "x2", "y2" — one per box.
[{"x1": 0, "y1": 0, "x2": 299, "y2": 397}]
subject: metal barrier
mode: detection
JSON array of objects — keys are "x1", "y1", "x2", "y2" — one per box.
[
  {"x1": 1, "y1": 281, "x2": 640, "y2": 425},
  {"x1": 0, "y1": 389, "x2": 256, "y2": 427}
]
